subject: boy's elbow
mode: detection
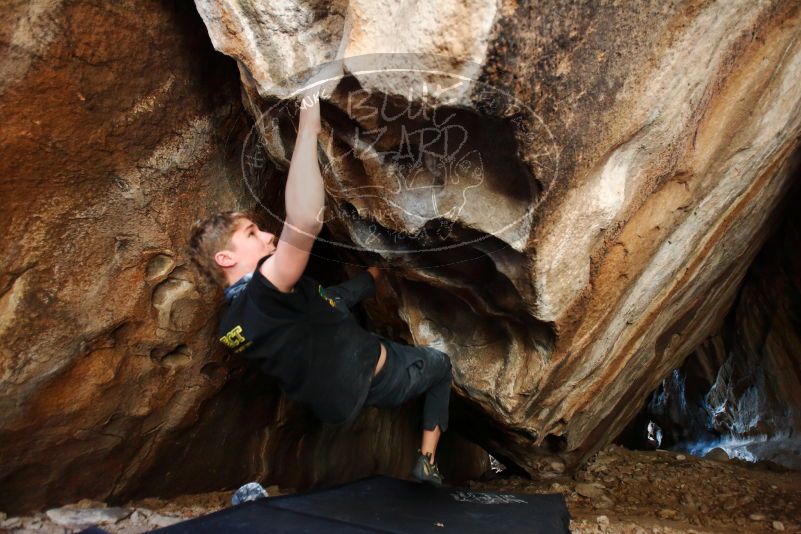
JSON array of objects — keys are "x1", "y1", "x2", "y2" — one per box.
[
  {"x1": 287, "y1": 215, "x2": 323, "y2": 234},
  {"x1": 309, "y1": 221, "x2": 324, "y2": 236}
]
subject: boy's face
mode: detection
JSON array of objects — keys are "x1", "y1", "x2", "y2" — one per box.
[{"x1": 215, "y1": 218, "x2": 277, "y2": 277}]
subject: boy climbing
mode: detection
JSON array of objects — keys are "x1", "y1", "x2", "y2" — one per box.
[{"x1": 188, "y1": 83, "x2": 452, "y2": 486}]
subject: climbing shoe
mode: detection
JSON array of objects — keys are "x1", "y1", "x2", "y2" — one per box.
[{"x1": 411, "y1": 449, "x2": 444, "y2": 487}]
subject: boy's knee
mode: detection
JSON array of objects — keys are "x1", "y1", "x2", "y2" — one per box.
[{"x1": 420, "y1": 346, "x2": 452, "y2": 382}]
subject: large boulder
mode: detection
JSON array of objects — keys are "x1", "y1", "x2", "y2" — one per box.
[
  {"x1": 0, "y1": 0, "x2": 248, "y2": 514},
  {"x1": 194, "y1": 0, "x2": 801, "y2": 474}
]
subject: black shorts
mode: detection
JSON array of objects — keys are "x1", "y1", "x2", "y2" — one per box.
[{"x1": 364, "y1": 334, "x2": 452, "y2": 431}]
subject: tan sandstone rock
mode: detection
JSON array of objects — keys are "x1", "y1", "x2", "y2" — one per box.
[{"x1": 0, "y1": 0, "x2": 251, "y2": 514}]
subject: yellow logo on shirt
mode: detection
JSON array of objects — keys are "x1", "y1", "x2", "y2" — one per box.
[
  {"x1": 318, "y1": 284, "x2": 336, "y2": 308},
  {"x1": 220, "y1": 324, "x2": 253, "y2": 353}
]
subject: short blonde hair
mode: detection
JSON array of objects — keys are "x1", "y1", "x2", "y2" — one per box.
[{"x1": 188, "y1": 210, "x2": 249, "y2": 288}]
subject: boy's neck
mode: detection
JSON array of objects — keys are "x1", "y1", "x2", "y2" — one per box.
[{"x1": 225, "y1": 265, "x2": 253, "y2": 288}]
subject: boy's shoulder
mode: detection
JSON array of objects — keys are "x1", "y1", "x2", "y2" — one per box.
[{"x1": 215, "y1": 271, "x2": 316, "y2": 354}]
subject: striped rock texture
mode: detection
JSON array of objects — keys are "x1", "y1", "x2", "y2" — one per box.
[
  {"x1": 629, "y1": 186, "x2": 801, "y2": 466},
  {"x1": 194, "y1": 0, "x2": 801, "y2": 473}
]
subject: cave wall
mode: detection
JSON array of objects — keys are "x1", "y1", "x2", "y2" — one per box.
[
  {"x1": 0, "y1": 0, "x2": 251, "y2": 513},
  {"x1": 194, "y1": 0, "x2": 801, "y2": 474}
]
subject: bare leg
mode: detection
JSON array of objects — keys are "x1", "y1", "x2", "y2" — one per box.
[{"x1": 421, "y1": 424, "x2": 442, "y2": 463}]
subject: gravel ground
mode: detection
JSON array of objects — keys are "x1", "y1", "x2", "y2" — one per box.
[
  {"x1": 1, "y1": 445, "x2": 799, "y2": 533},
  {"x1": 471, "y1": 444, "x2": 801, "y2": 533}
]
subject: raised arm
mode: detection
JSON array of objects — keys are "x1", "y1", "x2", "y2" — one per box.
[
  {"x1": 260, "y1": 94, "x2": 325, "y2": 293},
  {"x1": 285, "y1": 92, "x2": 325, "y2": 227}
]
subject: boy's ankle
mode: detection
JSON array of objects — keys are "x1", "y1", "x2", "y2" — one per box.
[{"x1": 418, "y1": 449, "x2": 436, "y2": 464}]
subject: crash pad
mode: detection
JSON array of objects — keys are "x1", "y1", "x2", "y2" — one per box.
[{"x1": 153, "y1": 475, "x2": 571, "y2": 533}]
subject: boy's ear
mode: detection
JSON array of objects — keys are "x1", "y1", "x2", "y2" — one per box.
[{"x1": 214, "y1": 249, "x2": 236, "y2": 268}]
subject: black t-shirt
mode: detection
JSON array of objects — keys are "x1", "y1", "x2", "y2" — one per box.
[{"x1": 217, "y1": 254, "x2": 382, "y2": 425}]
